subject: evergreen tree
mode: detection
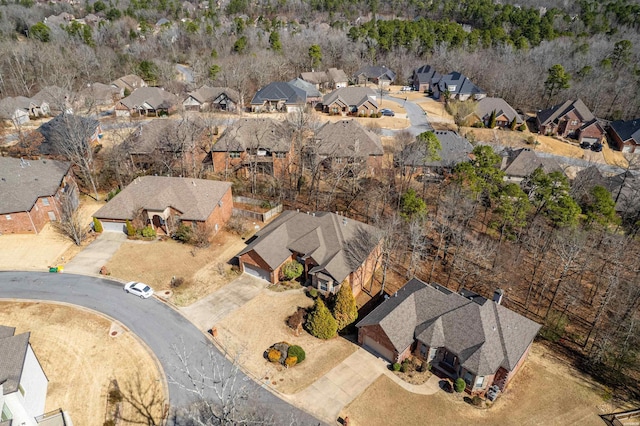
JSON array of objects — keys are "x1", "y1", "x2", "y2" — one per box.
[
  {"x1": 488, "y1": 110, "x2": 497, "y2": 128},
  {"x1": 509, "y1": 116, "x2": 518, "y2": 130},
  {"x1": 308, "y1": 44, "x2": 322, "y2": 69},
  {"x1": 306, "y1": 299, "x2": 337, "y2": 339},
  {"x1": 333, "y1": 283, "x2": 358, "y2": 331},
  {"x1": 544, "y1": 64, "x2": 571, "y2": 104},
  {"x1": 269, "y1": 31, "x2": 282, "y2": 52}
]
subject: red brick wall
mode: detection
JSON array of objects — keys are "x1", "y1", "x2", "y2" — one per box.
[
  {"x1": 0, "y1": 189, "x2": 65, "y2": 234},
  {"x1": 212, "y1": 152, "x2": 244, "y2": 173},
  {"x1": 579, "y1": 122, "x2": 604, "y2": 143},
  {"x1": 203, "y1": 187, "x2": 234, "y2": 232},
  {"x1": 240, "y1": 251, "x2": 278, "y2": 283},
  {"x1": 502, "y1": 341, "x2": 534, "y2": 390},
  {"x1": 358, "y1": 324, "x2": 398, "y2": 361}
]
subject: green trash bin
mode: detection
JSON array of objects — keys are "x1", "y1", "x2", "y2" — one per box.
[{"x1": 49, "y1": 267, "x2": 58, "y2": 273}]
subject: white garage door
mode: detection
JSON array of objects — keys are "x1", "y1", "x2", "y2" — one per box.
[
  {"x1": 582, "y1": 137, "x2": 599, "y2": 144},
  {"x1": 101, "y1": 220, "x2": 125, "y2": 233},
  {"x1": 362, "y1": 335, "x2": 394, "y2": 362},
  {"x1": 243, "y1": 263, "x2": 270, "y2": 282}
]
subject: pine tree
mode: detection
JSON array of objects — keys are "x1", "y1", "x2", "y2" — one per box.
[
  {"x1": 306, "y1": 299, "x2": 337, "y2": 339},
  {"x1": 509, "y1": 116, "x2": 517, "y2": 130},
  {"x1": 488, "y1": 110, "x2": 497, "y2": 128},
  {"x1": 333, "y1": 284, "x2": 358, "y2": 331}
]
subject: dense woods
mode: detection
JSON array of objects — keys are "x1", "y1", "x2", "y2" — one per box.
[{"x1": 1, "y1": 0, "x2": 639, "y2": 402}]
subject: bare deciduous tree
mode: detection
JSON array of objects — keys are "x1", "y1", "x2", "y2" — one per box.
[{"x1": 53, "y1": 191, "x2": 86, "y2": 246}]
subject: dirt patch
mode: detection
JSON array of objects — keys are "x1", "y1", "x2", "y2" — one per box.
[
  {"x1": 0, "y1": 302, "x2": 165, "y2": 426},
  {"x1": 106, "y1": 231, "x2": 246, "y2": 306},
  {"x1": 343, "y1": 342, "x2": 633, "y2": 425},
  {"x1": 215, "y1": 291, "x2": 358, "y2": 394}
]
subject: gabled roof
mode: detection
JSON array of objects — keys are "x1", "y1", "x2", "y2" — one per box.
[
  {"x1": 37, "y1": 113, "x2": 100, "y2": 155},
  {"x1": 474, "y1": 97, "x2": 523, "y2": 124},
  {"x1": 537, "y1": 99, "x2": 595, "y2": 126},
  {"x1": 79, "y1": 83, "x2": 121, "y2": 103},
  {"x1": 354, "y1": 65, "x2": 396, "y2": 82},
  {"x1": 313, "y1": 120, "x2": 383, "y2": 157},
  {"x1": 250, "y1": 82, "x2": 307, "y2": 106},
  {"x1": 94, "y1": 176, "x2": 231, "y2": 221},
  {"x1": 327, "y1": 68, "x2": 348, "y2": 83},
  {"x1": 119, "y1": 87, "x2": 179, "y2": 110},
  {"x1": 609, "y1": 118, "x2": 640, "y2": 145},
  {"x1": 0, "y1": 327, "x2": 31, "y2": 395},
  {"x1": 111, "y1": 74, "x2": 147, "y2": 92},
  {"x1": 322, "y1": 87, "x2": 377, "y2": 108},
  {"x1": 212, "y1": 118, "x2": 292, "y2": 153},
  {"x1": 0, "y1": 97, "x2": 37, "y2": 117},
  {"x1": 124, "y1": 118, "x2": 207, "y2": 155},
  {"x1": 413, "y1": 64, "x2": 441, "y2": 85},
  {"x1": 396, "y1": 131, "x2": 472, "y2": 168},
  {"x1": 501, "y1": 148, "x2": 563, "y2": 178},
  {"x1": 357, "y1": 279, "x2": 541, "y2": 376},
  {"x1": 237, "y1": 210, "x2": 380, "y2": 284},
  {"x1": 438, "y1": 72, "x2": 485, "y2": 96},
  {"x1": 300, "y1": 71, "x2": 329, "y2": 85},
  {"x1": 0, "y1": 157, "x2": 71, "y2": 214},
  {"x1": 185, "y1": 85, "x2": 239, "y2": 105},
  {"x1": 289, "y1": 78, "x2": 322, "y2": 98},
  {"x1": 32, "y1": 86, "x2": 72, "y2": 112}
]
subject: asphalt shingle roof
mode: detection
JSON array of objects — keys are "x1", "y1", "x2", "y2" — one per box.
[
  {"x1": 501, "y1": 148, "x2": 563, "y2": 178},
  {"x1": 357, "y1": 279, "x2": 541, "y2": 375},
  {"x1": 537, "y1": 99, "x2": 595, "y2": 126},
  {"x1": 185, "y1": 85, "x2": 240, "y2": 105},
  {"x1": 313, "y1": 120, "x2": 383, "y2": 157},
  {"x1": 300, "y1": 71, "x2": 329, "y2": 85},
  {"x1": 438, "y1": 72, "x2": 485, "y2": 96},
  {"x1": 119, "y1": 87, "x2": 179, "y2": 110},
  {"x1": 396, "y1": 131, "x2": 472, "y2": 168},
  {"x1": 250, "y1": 82, "x2": 307, "y2": 106},
  {"x1": 237, "y1": 211, "x2": 380, "y2": 283},
  {"x1": 353, "y1": 65, "x2": 396, "y2": 82},
  {"x1": 474, "y1": 97, "x2": 523, "y2": 124},
  {"x1": 289, "y1": 78, "x2": 322, "y2": 98},
  {"x1": 0, "y1": 157, "x2": 71, "y2": 214},
  {"x1": 0, "y1": 327, "x2": 30, "y2": 395},
  {"x1": 93, "y1": 176, "x2": 231, "y2": 221},
  {"x1": 609, "y1": 119, "x2": 640, "y2": 145},
  {"x1": 413, "y1": 64, "x2": 441, "y2": 86},
  {"x1": 212, "y1": 118, "x2": 292, "y2": 153},
  {"x1": 322, "y1": 87, "x2": 377, "y2": 108}
]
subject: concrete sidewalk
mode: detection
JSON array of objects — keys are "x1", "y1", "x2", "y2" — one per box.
[
  {"x1": 180, "y1": 274, "x2": 266, "y2": 331},
  {"x1": 64, "y1": 232, "x2": 127, "y2": 275}
]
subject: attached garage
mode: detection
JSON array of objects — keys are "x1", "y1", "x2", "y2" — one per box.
[
  {"x1": 242, "y1": 263, "x2": 270, "y2": 282},
  {"x1": 100, "y1": 220, "x2": 126, "y2": 233},
  {"x1": 581, "y1": 137, "x2": 599, "y2": 144},
  {"x1": 362, "y1": 335, "x2": 394, "y2": 362}
]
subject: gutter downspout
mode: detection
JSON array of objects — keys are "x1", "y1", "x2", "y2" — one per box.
[{"x1": 26, "y1": 209, "x2": 38, "y2": 234}]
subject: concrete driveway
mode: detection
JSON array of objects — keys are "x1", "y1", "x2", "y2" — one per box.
[
  {"x1": 380, "y1": 95, "x2": 433, "y2": 137},
  {"x1": 180, "y1": 274, "x2": 267, "y2": 331},
  {"x1": 63, "y1": 232, "x2": 127, "y2": 275}
]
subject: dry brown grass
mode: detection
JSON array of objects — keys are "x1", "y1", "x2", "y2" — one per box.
[
  {"x1": 215, "y1": 291, "x2": 358, "y2": 394},
  {"x1": 105, "y1": 231, "x2": 246, "y2": 306},
  {"x1": 0, "y1": 302, "x2": 165, "y2": 426},
  {"x1": 343, "y1": 343, "x2": 632, "y2": 426}
]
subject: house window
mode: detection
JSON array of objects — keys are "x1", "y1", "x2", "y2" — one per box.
[
  {"x1": 463, "y1": 371, "x2": 473, "y2": 385},
  {"x1": 275, "y1": 152, "x2": 286, "y2": 158},
  {"x1": 475, "y1": 376, "x2": 485, "y2": 388},
  {"x1": 420, "y1": 344, "x2": 427, "y2": 357},
  {"x1": 42, "y1": 198, "x2": 50, "y2": 206},
  {"x1": 48, "y1": 212, "x2": 56, "y2": 221},
  {"x1": 571, "y1": 120, "x2": 578, "y2": 125},
  {"x1": 18, "y1": 383, "x2": 25, "y2": 396},
  {"x1": 319, "y1": 281, "x2": 328, "y2": 291},
  {"x1": 448, "y1": 85, "x2": 456, "y2": 92},
  {"x1": 229, "y1": 152, "x2": 241, "y2": 158},
  {"x1": 4, "y1": 215, "x2": 11, "y2": 220},
  {"x1": 1, "y1": 403, "x2": 12, "y2": 421},
  {"x1": 257, "y1": 149, "x2": 267, "y2": 156}
]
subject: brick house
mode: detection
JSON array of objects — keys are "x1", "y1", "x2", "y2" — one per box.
[
  {"x1": 310, "y1": 119, "x2": 384, "y2": 176},
  {"x1": 93, "y1": 176, "x2": 233, "y2": 235},
  {"x1": 411, "y1": 64, "x2": 441, "y2": 93},
  {"x1": 182, "y1": 86, "x2": 240, "y2": 112},
  {"x1": 500, "y1": 148, "x2": 563, "y2": 183},
  {"x1": 208, "y1": 118, "x2": 293, "y2": 177},
  {"x1": 433, "y1": 72, "x2": 486, "y2": 101},
  {"x1": 353, "y1": 65, "x2": 396, "y2": 87},
  {"x1": 536, "y1": 99, "x2": 604, "y2": 144},
  {"x1": 236, "y1": 210, "x2": 381, "y2": 296},
  {"x1": 468, "y1": 97, "x2": 524, "y2": 128},
  {"x1": 115, "y1": 87, "x2": 179, "y2": 117},
  {"x1": 321, "y1": 87, "x2": 378, "y2": 116},
  {"x1": 607, "y1": 118, "x2": 640, "y2": 153},
  {"x1": 0, "y1": 157, "x2": 76, "y2": 234},
  {"x1": 395, "y1": 131, "x2": 472, "y2": 179},
  {"x1": 37, "y1": 113, "x2": 102, "y2": 156},
  {"x1": 250, "y1": 82, "x2": 307, "y2": 113},
  {"x1": 356, "y1": 279, "x2": 540, "y2": 394},
  {"x1": 110, "y1": 74, "x2": 147, "y2": 96}
]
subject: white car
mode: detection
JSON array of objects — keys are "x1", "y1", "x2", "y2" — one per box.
[{"x1": 124, "y1": 281, "x2": 154, "y2": 299}]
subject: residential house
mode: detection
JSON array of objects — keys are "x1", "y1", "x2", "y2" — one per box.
[
  {"x1": 468, "y1": 97, "x2": 524, "y2": 128},
  {"x1": 353, "y1": 65, "x2": 396, "y2": 87},
  {"x1": 500, "y1": 148, "x2": 563, "y2": 183},
  {"x1": 570, "y1": 165, "x2": 610, "y2": 200},
  {"x1": 310, "y1": 119, "x2": 384, "y2": 175},
  {"x1": 608, "y1": 118, "x2": 640, "y2": 153},
  {"x1": 536, "y1": 99, "x2": 604, "y2": 144},
  {"x1": 77, "y1": 82, "x2": 123, "y2": 108},
  {"x1": 433, "y1": 72, "x2": 486, "y2": 101},
  {"x1": 411, "y1": 64, "x2": 441, "y2": 93},
  {"x1": 250, "y1": 82, "x2": 307, "y2": 113},
  {"x1": 356, "y1": 279, "x2": 540, "y2": 394},
  {"x1": 236, "y1": 210, "x2": 380, "y2": 296},
  {"x1": 0, "y1": 325, "x2": 71, "y2": 426},
  {"x1": 110, "y1": 74, "x2": 147, "y2": 96},
  {"x1": 37, "y1": 113, "x2": 102, "y2": 156},
  {"x1": 327, "y1": 68, "x2": 349, "y2": 89},
  {"x1": 299, "y1": 71, "x2": 329, "y2": 90},
  {"x1": 208, "y1": 118, "x2": 293, "y2": 176},
  {"x1": 321, "y1": 87, "x2": 378, "y2": 116},
  {"x1": 182, "y1": 86, "x2": 240, "y2": 112},
  {"x1": 602, "y1": 170, "x2": 640, "y2": 214},
  {"x1": 32, "y1": 86, "x2": 73, "y2": 114},
  {"x1": 93, "y1": 176, "x2": 233, "y2": 235},
  {"x1": 395, "y1": 131, "x2": 473, "y2": 179},
  {"x1": 0, "y1": 98, "x2": 31, "y2": 127},
  {"x1": 288, "y1": 78, "x2": 322, "y2": 106},
  {"x1": 0, "y1": 157, "x2": 76, "y2": 234},
  {"x1": 115, "y1": 87, "x2": 180, "y2": 117}
]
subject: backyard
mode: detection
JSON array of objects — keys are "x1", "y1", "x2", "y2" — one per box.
[{"x1": 0, "y1": 302, "x2": 165, "y2": 426}]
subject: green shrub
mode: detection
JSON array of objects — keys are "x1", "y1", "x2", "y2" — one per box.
[
  {"x1": 125, "y1": 220, "x2": 135, "y2": 237},
  {"x1": 92, "y1": 217, "x2": 103, "y2": 233},
  {"x1": 308, "y1": 287, "x2": 318, "y2": 298},
  {"x1": 305, "y1": 299, "x2": 337, "y2": 339},
  {"x1": 333, "y1": 283, "x2": 358, "y2": 331},
  {"x1": 281, "y1": 260, "x2": 303, "y2": 280},
  {"x1": 260, "y1": 200, "x2": 272, "y2": 209},
  {"x1": 471, "y1": 395, "x2": 483, "y2": 406},
  {"x1": 174, "y1": 223, "x2": 193, "y2": 243},
  {"x1": 454, "y1": 378, "x2": 466, "y2": 393},
  {"x1": 392, "y1": 363, "x2": 401, "y2": 371},
  {"x1": 288, "y1": 345, "x2": 306, "y2": 363},
  {"x1": 518, "y1": 123, "x2": 527, "y2": 131},
  {"x1": 141, "y1": 226, "x2": 156, "y2": 238}
]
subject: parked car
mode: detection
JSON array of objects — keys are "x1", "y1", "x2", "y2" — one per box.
[
  {"x1": 401, "y1": 86, "x2": 413, "y2": 92},
  {"x1": 124, "y1": 281, "x2": 154, "y2": 298},
  {"x1": 380, "y1": 108, "x2": 395, "y2": 117},
  {"x1": 591, "y1": 143, "x2": 603, "y2": 152},
  {"x1": 580, "y1": 141, "x2": 591, "y2": 149}
]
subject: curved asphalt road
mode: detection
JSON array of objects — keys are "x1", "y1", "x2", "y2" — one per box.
[{"x1": 0, "y1": 271, "x2": 323, "y2": 425}]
